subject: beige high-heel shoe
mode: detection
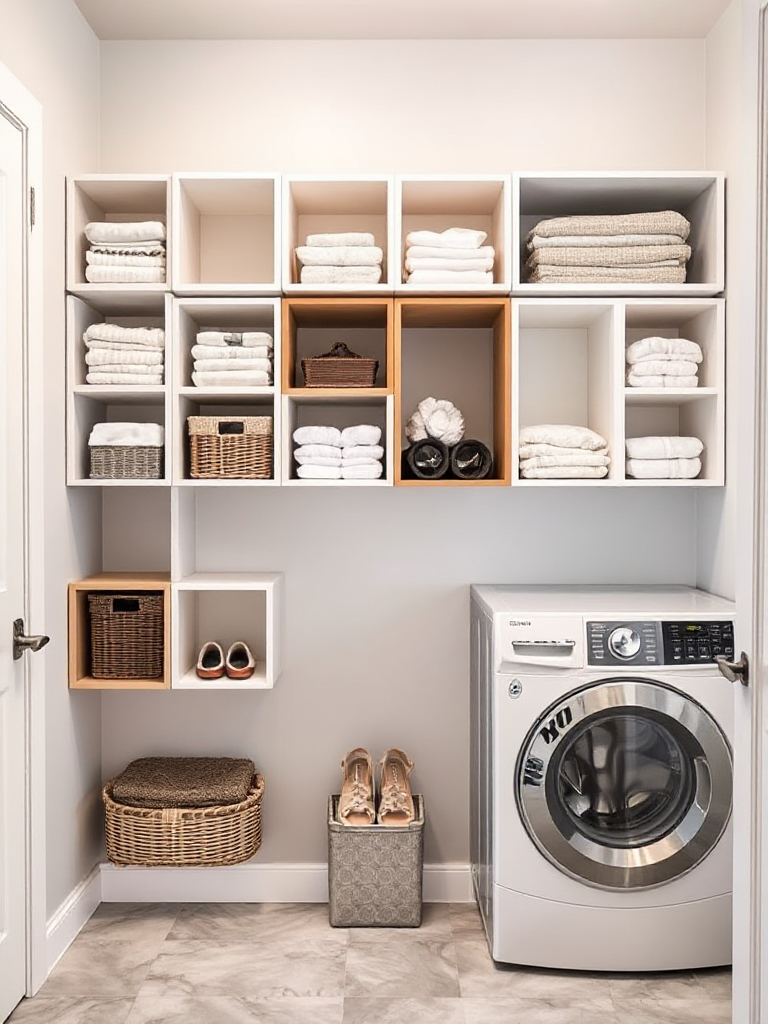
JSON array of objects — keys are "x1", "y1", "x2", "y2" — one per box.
[
  {"x1": 377, "y1": 748, "x2": 415, "y2": 827},
  {"x1": 339, "y1": 748, "x2": 375, "y2": 826}
]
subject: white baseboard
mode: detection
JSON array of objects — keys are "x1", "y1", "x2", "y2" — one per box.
[
  {"x1": 101, "y1": 861, "x2": 473, "y2": 904},
  {"x1": 45, "y1": 866, "x2": 102, "y2": 973}
]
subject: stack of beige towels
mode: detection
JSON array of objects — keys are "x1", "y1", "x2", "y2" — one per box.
[
  {"x1": 84, "y1": 322, "x2": 164, "y2": 384},
  {"x1": 518, "y1": 424, "x2": 611, "y2": 480},
  {"x1": 84, "y1": 221, "x2": 166, "y2": 284},
  {"x1": 404, "y1": 227, "x2": 495, "y2": 285},
  {"x1": 293, "y1": 424, "x2": 384, "y2": 480},
  {"x1": 295, "y1": 232, "x2": 383, "y2": 285},
  {"x1": 525, "y1": 211, "x2": 692, "y2": 285},
  {"x1": 626, "y1": 336, "x2": 703, "y2": 388},
  {"x1": 191, "y1": 331, "x2": 273, "y2": 387},
  {"x1": 626, "y1": 436, "x2": 703, "y2": 480}
]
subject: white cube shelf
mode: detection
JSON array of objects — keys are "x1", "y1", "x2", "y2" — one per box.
[
  {"x1": 395, "y1": 175, "x2": 511, "y2": 295},
  {"x1": 66, "y1": 175, "x2": 170, "y2": 310},
  {"x1": 283, "y1": 175, "x2": 394, "y2": 294},
  {"x1": 513, "y1": 172, "x2": 724, "y2": 296},
  {"x1": 171, "y1": 173, "x2": 280, "y2": 296},
  {"x1": 172, "y1": 572, "x2": 284, "y2": 689}
]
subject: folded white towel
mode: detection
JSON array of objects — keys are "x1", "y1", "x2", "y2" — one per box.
[
  {"x1": 84, "y1": 324, "x2": 165, "y2": 348},
  {"x1": 296, "y1": 464, "x2": 342, "y2": 479},
  {"x1": 405, "y1": 228, "x2": 487, "y2": 249},
  {"x1": 306, "y1": 232, "x2": 375, "y2": 247},
  {"x1": 341, "y1": 463, "x2": 384, "y2": 480},
  {"x1": 626, "y1": 457, "x2": 702, "y2": 479},
  {"x1": 340, "y1": 457, "x2": 382, "y2": 468},
  {"x1": 626, "y1": 336, "x2": 703, "y2": 364},
  {"x1": 85, "y1": 265, "x2": 166, "y2": 284},
  {"x1": 518, "y1": 442, "x2": 608, "y2": 459},
  {"x1": 627, "y1": 360, "x2": 700, "y2": 377},
  {"x1": 86, "y1": 372, "x2": 164, "y2": 385},
  {"x1": 85, "y1": 348, "x2": 164, "y2": 366},
  {"x1": 406, "y1": 398, "x2": 465, "y2": 446},
  {"x1": 293, "y1": 425, "x2": 342, "y2": 447},
  {"x1": 405, "y1": 256, "x2": 494, "y2": 273},
  {"x1": 406, "y1": 270, "x2": 493, "y2": 285},
  {"x1": 520, "y1": 464, "x2": 609, "y2": 479},
  {"x1": 87, "y1": 362, "x2": 162, "y2": 374},
  {"x1": 85, "y1": 342, "x2": 166, "y2": 359},
  {"x1": 527, "y1": 233, "x2": 687, "y2": 251},
  {"x1": 293, "y1": 444, "x2": 343, "y2": 461},
  {"x1": 89, "y1": 242, "x2": 166, "y2": 256},
  {"x1": 195, "y1": 331, "x2": 274, "y2": 348},
  {"x1": 85, "y1": 221, "x2": 166, "y2": 244},
  {"x1": 88, "y1": 422, "x2": 164, "y2": 447},
  {"x1": 406, "y1": 245, "x2": 496, "y2": 261},
  {"x1": 627, "y1": 373, "x2": 699, "y2": 388},
  {"x1": 296, "y1": 245, "x2": 383, "y2": 267},
  {"x1": 294, "y1": 455, "x2": 343, "y2": 467},
  {"x1": 300, "y1": 266, "x2": 382, "y2": 284},
  {"x1": 191, "y1": 344, "x2": 272, "y2": 360},
  {"x1": 339, "y1": 425, "x2": 382, "y2": 447},
  {"x1": 518, "y1": 424, "x2": 608, "y2": 451},
  {"x1": 192, "y1": 370, "x2": 271, "y2": 387},
  {"x1": 520, "y1": 453, "x2": 611, "y2": 469},
  {"x1": 193, "y1": 359, "x2": 272, "y2": 374},
  {"x1": 341, "y1": 444, "x2": 384, "y2": 461},
  {"x1": 625, "y1": 436, "x2": 704, "y2": 460},
  {"x1": 86, "y1": 251, "x2": 166, "y2": 268}
]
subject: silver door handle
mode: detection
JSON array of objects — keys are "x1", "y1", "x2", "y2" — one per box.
[
  {"x1": 716, "y1": 651, "x2": 749, "y2": 686},
  {"x1": 13, "y1": 618, "x2": 50, "y2": 660}
]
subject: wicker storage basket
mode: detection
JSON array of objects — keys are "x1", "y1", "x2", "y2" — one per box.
[
  {"x1": 103, "y1": 772, "x2": 265, "y2": 866},
  {"x1": 90, "y1": 445, "x2": 163, "y2": 480},
  {"x1": 188, "y1": 416, "x2": 273, "y2": 479},
  {"x1": 88, "y1": 592, "x2": 164, "y2": 679},
  {"x1": 302, "y1": 342, "x2": 378, "y2": 388}
]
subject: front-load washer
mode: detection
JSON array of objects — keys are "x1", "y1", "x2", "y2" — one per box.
[{"x1": 469, "y1": 584, "x2": 735, "y2": 972}]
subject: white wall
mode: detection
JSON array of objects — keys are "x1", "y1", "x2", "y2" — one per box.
[
  {"x1": 95, "y1": 37, "x2": 714, "y2": 868},
  {"x1": 0, "y1": 0, "x2": 104, "y2": 917}
]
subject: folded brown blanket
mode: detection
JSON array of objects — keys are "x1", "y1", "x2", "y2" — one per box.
[
  {"x1": 526, "y1": 243, "x2": 691, "y2": 270},
  {"x1": 527, "y1": 265, "x2": 687, "y2": 284},
  {"x1": 111, "y1": 756, "x2": 256, "y2": 808},
  {"x1": 529, "y1": 210, "x2": 691, "y2": 241}
]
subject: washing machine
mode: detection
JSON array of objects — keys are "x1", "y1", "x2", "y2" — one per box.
[{"x1": 469, "y1": 584, "x2": 736, "y2": 972}]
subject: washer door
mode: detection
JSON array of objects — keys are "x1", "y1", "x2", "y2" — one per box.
[{"x1": 516, "y1": 679, "x2": 732, "y2": 890}]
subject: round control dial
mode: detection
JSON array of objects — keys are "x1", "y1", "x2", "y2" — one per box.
[{"x1": 608, "y1": 626, "x2": 641, "y2": 660}]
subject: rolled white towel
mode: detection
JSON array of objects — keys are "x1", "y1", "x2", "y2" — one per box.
[
  {"x1": 88, "y1": 422, "x2": 164, "y2": 447},
  {"x1": 405, "y1": 256, "x2": 494, "y2": 273},
  {"x1": 86, "y1": 372, "x2": 164, "y2": 385},
  {"x1": 626, "y1": 457, "x2": 702, "y2": 480},
  {"x1": 85, "y1": 348, "x2": 163, "y2": 366},
  {"x1": 518, "y1": 424, "x2": 608, "y2": 451},
  {"x1": 341, "y1": 444, "x2": 384, "y2": 461},
  {"x1": 300, "y1": 265, "x2": 382, "y2": 284},
  {"x1": 521, "y1": 453, "x2": 611, "y2": 470},
  {"x1": 193, "y1": 358, "x2": 272, "y2": 373},
  {"x1": 626, "y1": 360, "x2": 699, "y2": 377},
  {"x1": 296, "y1": 464, "x2": 342, "y2": 479},
  {"x1": 85, "y1": 265, "x2": 166, "y2": 284},
  {"x1": 339, "y1": 425, "x2": 382, "y2": 447},
  {"x1": 406, "y1": 245, "x2": 496, "y2": 260},
  {"x1": 406, "y1": 398, "x2": 465, "y2": 446},
  {"x1": 191, "y1": 344, "x2": 272, "y2": 360},
  {"x1": 625, "y1": 436, "x2": 704, "y2": 460},
  {"x1": 195, "y1": 331, "x2": 273, "y2": 348},
  {"x1": 627, "y1": 373, "x2": 699, "y2": 388},
  {"x1": 405, "y1": 228, "x2": 487, "y2": 249},
  {"x1": 84, "y1": 324, "x2": 165, "y2": 348},
  {"x1": 296, "y1": 245, "x2": 383, "y2": 267},
  {"x1": 520, "y1": 464, "x2": 609, "y2": 479},
  {"x1": 406, "y1": 270, "x2": 493, "y2": 285},
  {"x1": 341, "y1": 463, "x2": 383, "y2": 480},
  {"x1": 84, "y1": 221, "x2": 166, "y2": 244},
  {"x1": 293, "y1": 444, "x2": 343, "y2": 461},
  {"x1": 293, "y1": 425, "x2": 342, "y2": 447},
  {"x1": 519, "y1": 442, "x2": 608, "y2": 459},
  {"x1": 306, "y1": 232, "x2": 375, "y2": 247},
  {"x1": 86, "y1": 251, "x2": 166, "y2": 268},
  {"x1": 294, "y1": 455, "x2": 343, "y2": 468},
  {"x1": 626, "y1": 336, "x2": 703, "y2": 364},
  {"x1": 191, "y1": 370, "x2": 271, "y2": 386}
]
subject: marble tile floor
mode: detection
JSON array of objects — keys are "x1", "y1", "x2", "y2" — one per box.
[{"x1": 8, "y1": 902, "x2": 732, "y2": 1024}]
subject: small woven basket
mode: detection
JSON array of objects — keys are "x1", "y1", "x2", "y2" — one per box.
[
  {"x1": 188, "y1": 416, "x2": 273, "y2": 479},
  {"x1": 88, "y1": 592, "x2": 164, "y2": 679},
  {"x1": 302, "y1": 342, "x2": 378, "y2": 388},
  {"x1": 103, "y1": 773, "x2": 265, "y2": 867},
  {"x1": 90, "y1": 445, "x2": 163, "y2": 480}
]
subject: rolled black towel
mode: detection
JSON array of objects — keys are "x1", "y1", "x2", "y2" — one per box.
[
  {"x1": 450, "y1": 439, "x2": 493, "y2": 480},
  {"x1": 403, "y1": 438, "x2": 450, "y2": 480}
]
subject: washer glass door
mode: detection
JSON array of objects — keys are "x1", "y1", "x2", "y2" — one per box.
[{"x1": 517, "y1": 679, "x2": 732, "y2": 889}]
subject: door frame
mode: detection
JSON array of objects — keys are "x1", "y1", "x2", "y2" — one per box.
[{"x1": 0, "y1": 59, "x2": 46, "y2": 997}]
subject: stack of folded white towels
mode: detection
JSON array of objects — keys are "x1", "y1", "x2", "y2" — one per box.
[
  {"x1": 84, "y1": 322, "x2": 165, "y2": 384},
  {"x1": 626, "y1": 336, "x2": 703, "y2": 388},
  {"x1": 191, "y1": 330, "x2": 274, "y2": 387},
  {"x1": 626, "y1": 436, "x2": 703, "y2": 480},
  {"x1": 525, "y1": 211, "x2": 692, "y2": 285},
  {"x1": 518, "y1": 424, "x2": 611, "y2": 479},
  {"x1": 293, "y1": 424, "x2": 384, "y2": 480},
  {"x1": 404, "y1": 228, "x2": 495, "y2": 285},
  {"x1": 84, "y1": 221, "x2": 166, "y2": 284},
  {"x1": 295, "y1": 232, "x2": 383, "y2": 286}
]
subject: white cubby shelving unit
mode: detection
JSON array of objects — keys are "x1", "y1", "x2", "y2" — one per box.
[
  {"x1": 513, "y1": 172, "x2": 724, "y2": 297},
  {"x1": 395, "y1": 175, "x2": 512, "y2": 295},
  {"x1": 282, "y1": 175, "x2": 394, "y2": 295},
  {"x1": 171, "y1": 173, "x2": 280, "y2": 296}
]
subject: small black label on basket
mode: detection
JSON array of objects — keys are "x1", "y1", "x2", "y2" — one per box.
[
  {"x1": 113, "y1": 598, "x2": 140, "y2": 613},
  {"x1": 218, "y1": 421, "x2": 244, "y2": 435}
]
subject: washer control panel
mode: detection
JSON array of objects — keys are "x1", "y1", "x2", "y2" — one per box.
[
  {"x1": 586, "y1": 620, "x2": 735, "y2": 666},
  {"x1": 661, "y1": 620, "x2": 734, "y2": 665}
]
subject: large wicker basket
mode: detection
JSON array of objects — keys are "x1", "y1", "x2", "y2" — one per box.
[
  {"x1": 90, "y1": 445, "x2": 163, "y2": 480},
  {"x1": 302, "y1": 342, "x2": 378, "y2": 388},
  {"x1": 103, "y1": 773, "x2": 265, "y2": 866},
  {"x1": 188, "y1": 415, "x2": 273, "y2": 479},
  {"x1": 88, "y1": 592, "x2": 164, "y2": 679}
]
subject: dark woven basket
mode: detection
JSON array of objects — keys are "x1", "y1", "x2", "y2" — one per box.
[
  {"x1": 88, "y1": 592, "x2": 164, "y2": 679},
  {"x1": 90, "y1": 445, "x2": 163, "y2": 480},
  {"x1": 302, "y1": 342, "x2": 378, "y2": 388},
  {"x1": 188, "y1": 416, "x2": 273, "y2": 479}
]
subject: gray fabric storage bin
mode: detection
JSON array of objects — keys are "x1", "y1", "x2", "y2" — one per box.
[{"x1": 328, "y1": 794, "x2": 424, "y2": 927}]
